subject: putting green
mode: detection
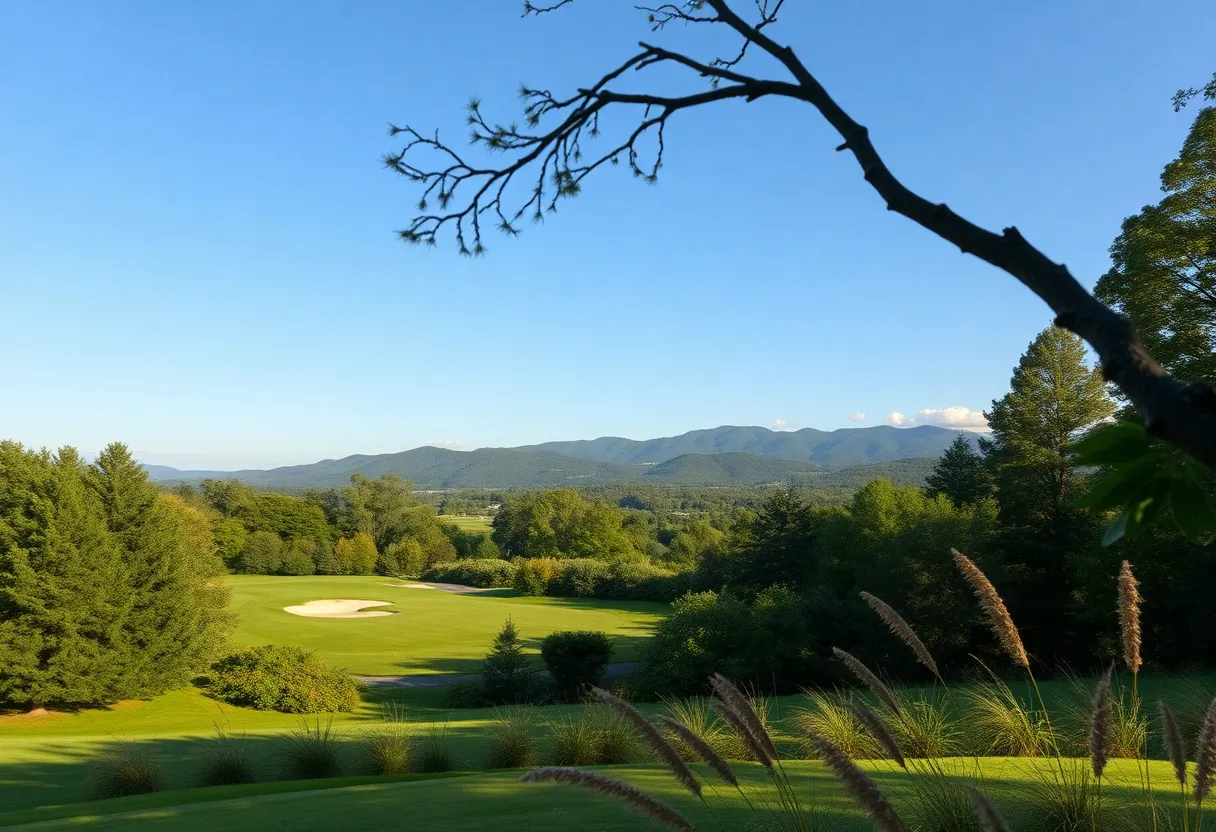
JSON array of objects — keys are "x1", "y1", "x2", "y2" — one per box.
[{"x1": 227, "y1": 575, "x2": 667, "y2": 676}]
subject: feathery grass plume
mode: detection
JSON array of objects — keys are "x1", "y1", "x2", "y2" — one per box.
[
  {"x1": 806, "y1": 732, "x2": 908, "y2": 832},
  {"x1": 1118, "y1": 560, "x2": 1142, "y2": 675},
  {"x1": 832, "y1": 648, "x2": 902, "y2": 716},
  {"x1": 589, "y1": 687, "x2": 699, "y2": 798},
  {"x1": 1194, "y1": 697, "x2": 1216, "y2": 807},
  {"x1": 711, "y1": 697, "x2": 773, "y2": 769},
  {"x1": 709, "y1": 674, "x2": 779, "y2": 762},
  {"x1": 951, "y1": 549, "x2": 1029, "y2": 670},
  {"x1": 1090, "y1": 665, "x2": 1113, "y2": 779},
  {"x1": 1160, "y1": 700, "x2": 1188, "y2": 787},
  {"x1": 520, "y1": 767, "x2": 693, "y2": 832},
  {"x1": 847, "y1": 702, "x2": 906, "y2": 769},
  {"x1": 860, "y1": 591, "x2": 940, "y2": 678},
  {"x1": 967, "y1": 786, "x2": 1012, "y2": 832},
  {"x1": 654, "y1": 714, "x2": 738, "y2": 787}
]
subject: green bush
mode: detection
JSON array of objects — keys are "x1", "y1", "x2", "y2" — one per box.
[
  {"x1": 443, "y1": 680, "x2": 485, "y2": 709},
  {"x1": 87, "y1": 744, "x2": 166, "y2": 800},
  {"x1": 414, "y1": 725, "x2": 456, "y2": 773},
  {"x1": 422, "y1": 558, "x2": 517, "y2": 588},
  {"x1": 540, "y1": 630, "x2": 613, "y2": 701},
  {"x1": 280, "y1": 541, "x2": 316, "y2": 576},
  {"x1": 365, "y1": 725, "x2": 411, "y2": 775},
  {"x1": 514, "y1": 558, "x2": 562, "y2": 595},
  {"x1": 279, "y1": 718, "x2": 341, "y2": 780},
  {"x1": 202, "y1": 645, "x2": 362, "y2": 713},
  {"x1": 549, "y1": 558, "x2": 611, "y2": 597}
]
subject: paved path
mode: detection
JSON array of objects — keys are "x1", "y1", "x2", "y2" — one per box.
[{"x1": 356, "y1": 661, "x2": 640, "y2": 688}]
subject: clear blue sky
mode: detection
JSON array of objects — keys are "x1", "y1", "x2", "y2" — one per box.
[{"x1": 1, "y1": 1, "x2": 1211, "y2": 469}]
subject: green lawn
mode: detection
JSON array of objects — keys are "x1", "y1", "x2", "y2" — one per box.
[
  {"x1": 0, "y1": 759, "x2": 1187, "y2": 830},
  {"x1": 438, "y1": 515, "x2": 494, "y2": 532},
  {"x1": 226, "y1": 575, "x2": 667, "y2": 676}
]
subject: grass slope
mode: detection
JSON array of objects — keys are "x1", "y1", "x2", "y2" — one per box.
[
  {"x1": 0, "y1": 759, "x2": 1184, "y2": 831},
  {"x1": 226, "y1": 575, "x2": 666, "y2": 676}
]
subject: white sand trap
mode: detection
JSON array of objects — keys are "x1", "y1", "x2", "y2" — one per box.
[
  {"x1": 389, "y1": 581, "x2": 496, "y2": 594},
  {"x1": 283, "y1": 599, "x2": 395, "y2": 619}
]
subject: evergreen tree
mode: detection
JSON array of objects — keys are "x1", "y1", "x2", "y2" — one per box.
[
  {"x1": 89, "y1": 444, "x2": 231, "y2": 696},
  {"x1": 480, "y1": 617, "x2": 533, "y2": 705},
  {"x1": 312, "y1": 538, "x2": 341, "y2": 575},
  {"x1": 981, "y1": 327, "x2": 1115, "y2": 664},
  {"x1": 0, "y1": 444, "x2": 134, "y2": 707},
  {"x1": 729, "y1": 486, "x2": 817, "y2": 595},
  {"x1": 925, "y1": 434, "x2": 993, "y2": 508}
]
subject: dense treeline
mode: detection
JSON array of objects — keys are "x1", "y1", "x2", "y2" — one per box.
[
  {"x1": 178, "y1": 473, "x2": 462, "y2": 576},
  {"x1": 0, "y1": 442, "x2": 232, "y2": 708}
]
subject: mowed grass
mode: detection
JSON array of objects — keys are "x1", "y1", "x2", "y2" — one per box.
[
  {"x1": 0, "y1": 759, "x2": 1187, "y2": 831},
  {"x1": 438, "y1": 515, "x2": 494, "y2": 532},
  {"x1": 226, "y1": 575, "x2": 667, "y2": 676}
]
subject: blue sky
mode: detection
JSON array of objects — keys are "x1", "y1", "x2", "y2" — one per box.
[{"x1": 1, "y1": 0, "x2": 1212, "y2": 469}]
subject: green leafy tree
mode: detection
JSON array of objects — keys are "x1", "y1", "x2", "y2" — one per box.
[
  {"x1": 1095, "y1": 97, "x2": 1216, "y2": 389},
  {"x1": 925, "y1": 434, "x2": 992, "y2": 508},
  {"x1": 481, "y1": 617, "x2": 534, "y2": 705},
  {"x1": 491, "y1": 489, "x2": 640, "y2": 560},
  {"x1": 281, "y1": 540, "x2": 317, "y2": 575},
  {"x1": 335, "y1": 531, "x2": 378, "y2": 575},
  {"x1": 241, "y1": 530, "x2": 284, "y2": 575},
  {"x1": 211, "y1": 517, "x2": 247, "y2": 570}
]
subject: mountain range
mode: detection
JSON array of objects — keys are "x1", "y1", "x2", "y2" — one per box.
[{"x1": 144, "y1": 424, "x2": 978, "y2": 490}]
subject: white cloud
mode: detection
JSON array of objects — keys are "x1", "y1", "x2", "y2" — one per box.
[
  {"x1": 848, "y1": 412, "x2": 866, "y2": 422},
  {"x1": 772, "y1": 418, "x2": 798, "y2": 431},
  {"x1": 886, "y1": 407, "x2": 989, "y2": 430},
  {"x1": 426, "y1": 440, "x2": 464, "y2": 448}
]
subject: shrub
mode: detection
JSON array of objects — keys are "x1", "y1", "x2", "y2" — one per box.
[
  {"x1": 279, "y1": 718, "x2": 340, "y2": 780},
  {"x1": 365, "y1": 726, "x2": 411, "y2": 775},
  {"x1": 202, "y1": 645, "x2": 362, "y2": 713},
  {"x1": 240, "y1": 530, "x2": 284, "y2": 575},
  {"x1": 443, "y1": 680, "x2": 485, "y2": 709},
  {"x1": 197, "y1": 727, "x2": 256, "y2": 786},
  {"x1": 486, "y1": 707, "x2": 541, "y2": 769},
  {"x1": 87, "y1": 743, "x2": 166, "y2": 800},
  {"x1": 541, "y1": 630, "x2": 613, "y2": 701},
  {"x1": 549, "y1": 559, "x2": 611, "y2": 597},
  {"x1": 960, "y1": 679, "x2": 1051, "y2": 757},
  {"x1": 423, "y1": 558, "x2": 517, "y2": 588},
  {"x1": 381, "y1": 538, "x2": 425, "y2": 577},
  {"x1": 414, "y1": 725, "x2": 456, "y2": 773},
  {"x1": 514, "y1": 558, "x2": 562, "y2": 596}
]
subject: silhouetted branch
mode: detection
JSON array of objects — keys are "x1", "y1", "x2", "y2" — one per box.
[{"x1": 386, "y1": 0, "x2": 1216, "y2": 467}]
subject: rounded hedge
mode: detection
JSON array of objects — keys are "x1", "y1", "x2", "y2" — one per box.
[
  {"x1": 541, "y1": 630, "x2": 613, "y2": 700},
  {"x1": 422, "y1": 558, "x2": 517, "y2": 588},
  {"x1": 201, "y1": 645, "x2": 362, "y2": 713}
]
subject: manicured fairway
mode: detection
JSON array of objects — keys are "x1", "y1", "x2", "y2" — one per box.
[
  {"x1": 0, "y1": 759, "x2": 1185, "y2": 831},
  {"x1": 438, "y1": 515, "x2": 494, "y2": 532},
  {"x1": 227, "y1": 575, "x2": 667, "y2": 676}
]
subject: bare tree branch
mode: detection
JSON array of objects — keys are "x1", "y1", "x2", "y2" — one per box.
[{"x1": 386, "y1": 0, "x2": 1216, "y2": 468}]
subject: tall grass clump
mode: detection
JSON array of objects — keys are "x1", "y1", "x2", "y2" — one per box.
[
  {"x1": 659, "y1": 696, "x2": 732, "y2": 762},
  {"x1": 487, "y1": 706, "x2": 541, "y2": 770},
  {"x1": 415, "y1": 723, "x2": 457, "y2": 773},
  {"x1": 197, "y1": 725, "x2": 256, "y2": 786},
  {"x1": 589, "y1": 702, "x2": 646, "y2": 765},
  {"x1": 548, "y1": 713, "x2": 602, "y2": 766},
  {"x1": 792, "y1": 690, "x2": 879, "y2": 761},
  {"x1": 279, "y1": 718, "x2": 341, "y2": 780},
  {"x1": 962, "y1": 677, "x2": 1051, "y2": 757},
  {"x1": 87, "y1": 743, "x2": 167, "y2": 800}
]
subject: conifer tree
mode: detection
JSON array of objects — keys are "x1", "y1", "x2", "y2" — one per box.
[
  {"x1": 481, "y1": 617, "x2": 533, "y2": 705},
  {"x1": 925, "y1": 434, "x2": 993, "y2": 508}
]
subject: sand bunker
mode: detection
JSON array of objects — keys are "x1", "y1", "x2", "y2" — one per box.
[{"x1": 283, "y1": 599, "x2": 395, "y2": 619}]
